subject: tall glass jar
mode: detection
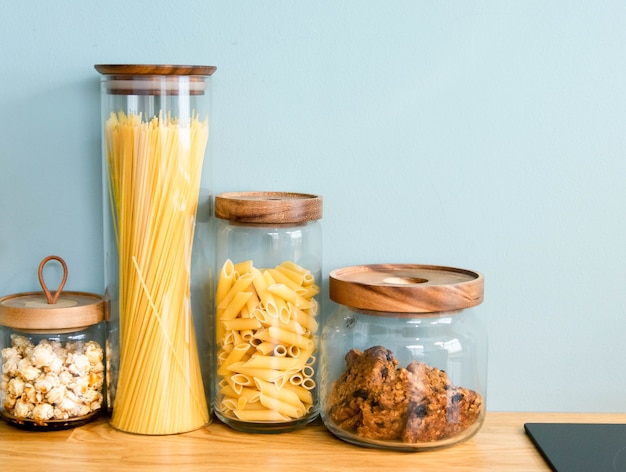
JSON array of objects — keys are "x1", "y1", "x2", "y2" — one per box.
[
  {"x1": 0, "y1": 256, "x2": 106, "y2": 431},
  {"x1": 213, "y1": 191, "x2": 323, "y2": 433},
  {"x1": 96, "y1": 64, "x2": 216, "y2": 435},
  {"x1": 320, "y1": 264, "x2": 487, "y2": 451}
]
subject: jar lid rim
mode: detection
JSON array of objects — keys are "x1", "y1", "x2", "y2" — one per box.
[
  {"x1": 329, "y1": 264, "x2": 484, "y2": 313},
  {"x1": 94, "y1": 64, "x2": 217, "y2": 76},
  {"x1": 215, "y1": 191, "x2": 323, "y2": 224},
  {"x1": 0, "y1": 291, "x2": 106, "y2": 330}
]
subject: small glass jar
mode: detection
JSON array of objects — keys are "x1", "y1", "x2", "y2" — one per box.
[
  {"x1": 0, "y1": 256, "x2": 106, "y2": 431},
  {"x1": 95, "y1": 64, "x2": 216, "y2": 434},
  {"x1": 213, "y1": 191, "x2": 323, "y2": 433},
  {"x1": 320, "y1": 264, "x2": 486, "y2": 451}
]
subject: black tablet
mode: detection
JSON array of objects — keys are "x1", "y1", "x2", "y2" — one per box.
[{"x1": 524, "y1": 422, "x2": 626, "y2": 471}]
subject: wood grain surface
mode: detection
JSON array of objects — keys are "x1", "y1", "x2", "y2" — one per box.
[{"x1": 2, "y1": 412, "x2": 625, "y2": 471}]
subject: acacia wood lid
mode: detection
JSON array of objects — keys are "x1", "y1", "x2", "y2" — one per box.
[
  {"x1": 215, "y1": 192, "x2": 323, "y2": 225},
  {"x1": 329, "y1": 264, "x2": 484, "y2": 314},
  {"x1": 94, "y1": 64, "x2": 217, "y2": 76},
  {"x1": 0, "y1": 256, "x2": 105, "y2": 331},
  {"x1": 94, "y1": 64, "x2": 216, "y2": 95}
]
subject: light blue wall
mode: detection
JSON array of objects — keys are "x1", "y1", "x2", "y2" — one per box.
[{"x1": 1, "y1": 1, "x2": 625, "y2": 413}]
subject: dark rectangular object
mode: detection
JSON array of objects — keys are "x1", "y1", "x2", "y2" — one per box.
[{"x1": 524, "y1": 422, "x2": 626, "y2": 472}]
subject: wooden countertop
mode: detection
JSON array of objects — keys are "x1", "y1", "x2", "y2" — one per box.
[{"x1": 1, "y1": 411, "x2": 625, "y2": 471}]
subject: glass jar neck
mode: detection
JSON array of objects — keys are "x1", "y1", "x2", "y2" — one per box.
[{"x1": 349, "y1": 307, "x2": 465, "y2": 319}]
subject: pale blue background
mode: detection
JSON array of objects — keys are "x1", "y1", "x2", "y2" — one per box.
[{"x1": 1, "y1": 1, "x2": 625, "y2": 413}]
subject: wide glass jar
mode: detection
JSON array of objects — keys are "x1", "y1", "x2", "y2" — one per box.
[
  {"x1": 321, "y1": 264, "x2": 486, "y2": 451},
  {"x1": 0, "y1": 256, "x2": 106, "y2": 430},
  {"x1": 96, "y1": 64, "x2": 216, "y2": 434},
  {"x1": 213, "y1": 191, "x2": 323, "y2": 433}
]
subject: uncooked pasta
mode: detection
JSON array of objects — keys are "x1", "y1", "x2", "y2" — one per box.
[
  {"x1": 215, "y1": 259, "x2": 319, "y2": 423},
  {"x1": 105, "y1": 111, "x2": 209, "y2": 434}
]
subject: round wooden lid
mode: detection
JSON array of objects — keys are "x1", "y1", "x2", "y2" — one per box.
[
  {"x1": 329, "y1": 264, "x2": 484, "y2": 314},
  {"x1": 94, "y1": 64, "x2": 217, "y2": 76},
  {"x1": 215, "y1": 192, "x2": 323, "y2": 225},
  {"x1": 94, "y1": 64, "x2": 216, "y2": 96},
  {"x1": 0, "y1": 256, "x2": 105, "y2": 331}
]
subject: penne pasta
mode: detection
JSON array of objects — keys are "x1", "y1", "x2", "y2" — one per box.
[
  {"x1": 217, "y1": 343, "x2": 252, "y2": 376},
  {"x1": 302, "y1": 378, "x2": 316, "y2": 390},
  {"x1": 267, "y1": 283, "x2": 298, "y2": 305},
  {"x1": 254, "y1": 379, "x2": 304, "y2": 409},
  {"x1": 237, "y1": 396, "x2": 249, "y2": 411},
  {"x1": 302, "y1": 365, "x2": 315, "y2": 378},
  {"x1": 273, "y1": 344, "x2": 288, "y2": 357},
  {"x1": 278, "y1": 261, "x2": 317, "y2": 287},
  {"x1": 287, "y1": 345, "x2": 301, "y2": 358},
  {"x1": 221, "y1": 398, "x2": 238, "y2": 412},
  {"x1": 281, "y1": 383, "x2": 314, "y2": 405},
  {"x1": 224, "y1": 376, "x2": 243, "y2": 395},
  {"x1": 281, "y1": 317, "x2": 307, "y2": 335},
  {"x1": 291, "y1": 306, "x2": 319, "y2": 333},
  {"x1": 222, "y1": 317, "x2": 262, "y2": 332},
  {"x1": 233, "y1": 409, "x2": 290, "y2": 422},
  {"x1": 267, "y1": 269, "x2": 308, "y2": 295},
  {"x1": 221, "y1": 331, "x2": 236, "y2": 348},
  {"x1": 233, "y1": 260, "x2": 254, "y2": 276},
  {"x1": 217, "y1": 349, "x2": 231, "y2": 363},
  {"x1": 215, "y1": 258, "x2": 320, "y2": 424},
  {"x1": 243, "y1": 355, "x2": 300, "y2": 371},
  {"x1": 255, "y1": 341, "x2": 276, "y2": 356},
  {"x1": 238, "y1": 387, "x2": 261, "y2": 403},
  {"x1": 259, "y1": 393, "x2": 304, "y2": 419},
  {"x1": 219, "y1": 291, "x2": 253, "y2": 321},
  {"x1": 268, "y1": 326, "x2": 314, "y2": 350},
  {"x1": 288, "y1": 373, "x2": 303, "y2": 386},
  {"x1": 238, "y1": 401, "x2": 266, "y2": 410},
  {"x1": 218, "y1": 272, "x2": 256, "y2": 311},
  {"x1": 251, "y1": 271, "x2": 277, "y2": 314},
  {"x1": 225, "y1": 361, "x2": 284, "y2": 383},
  {"x1": 219, "y1": 383, "x2": 239, "y2": 398},
  {"x1": 300, "y1": 284, "x2": 320, "y2": 298},
  {"x1": 245, "y1": 290, "x2": 261, "y2": 314},
  {"x1": 231, "y1": 330, "x2": 245, "y2": 346},
  {"x1": 275, "y1": 265, "x2": 307, "y2": 285},
  {"x1": 230, "y1": 373, "x2": 255, "y2": 387},
  {"x1": 240, "y1": 329, "x2": 255, "y2": 341},
  {"x1": 248, "y1": 337, "x2": 263, "y2": 347},
  {"x1": 278, "y1": 260, "x2": 309, "y2": 275},
  {"x1": 216, "y1": 259, "x2": 235, "y2": 304}
]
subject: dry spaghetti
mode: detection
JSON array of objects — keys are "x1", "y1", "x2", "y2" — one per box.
[{"x1": 105, "y1": 111, "x2": 209, "y2": 434}]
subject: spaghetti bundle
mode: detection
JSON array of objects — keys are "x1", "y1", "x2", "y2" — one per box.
[{"x1": 105, "y1": 111, "x2": 210, "y2": 434}]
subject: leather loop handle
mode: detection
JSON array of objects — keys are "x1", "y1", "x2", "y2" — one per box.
[{"x1": 38, "y1": 255, "x2": 68, "y2": 305}]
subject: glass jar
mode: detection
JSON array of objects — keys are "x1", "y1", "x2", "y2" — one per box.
[
  {"x1": 213, "y1": 191, "x2": 323, "y2": 433},
  {"x1": 321, "y1": 264, "x2": 486, "y2": 451},
  {"x1": 0, "y1": 256, "x2": 106, "y2": 430},
  {"x1": 95, "y1": 64, "x2": 216, "y2": 435}
]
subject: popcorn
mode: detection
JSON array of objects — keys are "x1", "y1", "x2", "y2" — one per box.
[{"x1": 1, "y1": 334, "x2": 104, "y2": 426}]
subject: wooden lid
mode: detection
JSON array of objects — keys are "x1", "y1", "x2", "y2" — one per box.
[
  {"x1": 94, "y1": 64, "x2": 217, "y2": 76},
  {"x1": 0, "y1": 256, "x2": 105, "y2": 331},
  {"x1": 329, "y1": 264, "x2": 484, "y2": 314},
  {"x1": 215, "y1": 192, "x2": 323, "y2": 225},
  {"x1": 94, "y1": 64, "x2": 216, "y2": 95}
]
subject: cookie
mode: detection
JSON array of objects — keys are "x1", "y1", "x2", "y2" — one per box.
[
  {"x1": 327, "y1": 345, "x2": 483, "y2": 444},
  {"x1": 403, "y1": 361, "x2": 482, "y2": 442},
  {"x1": 327, "y1": 346, "x2": 409, "y2": 440}
]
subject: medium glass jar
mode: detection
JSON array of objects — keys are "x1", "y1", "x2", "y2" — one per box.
[
  {"x1": 0, "y1": 256, "x2": 106, "y2": 430},
  {"x1": 96, "y1": 64, "x2": 216, "y2": 434},
  {"x1": 321, "y1": 264, "x2": 486, "y2": 451},
  {"x1": 213, "y1": 191, "x2": 323, "y2": 433}
]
